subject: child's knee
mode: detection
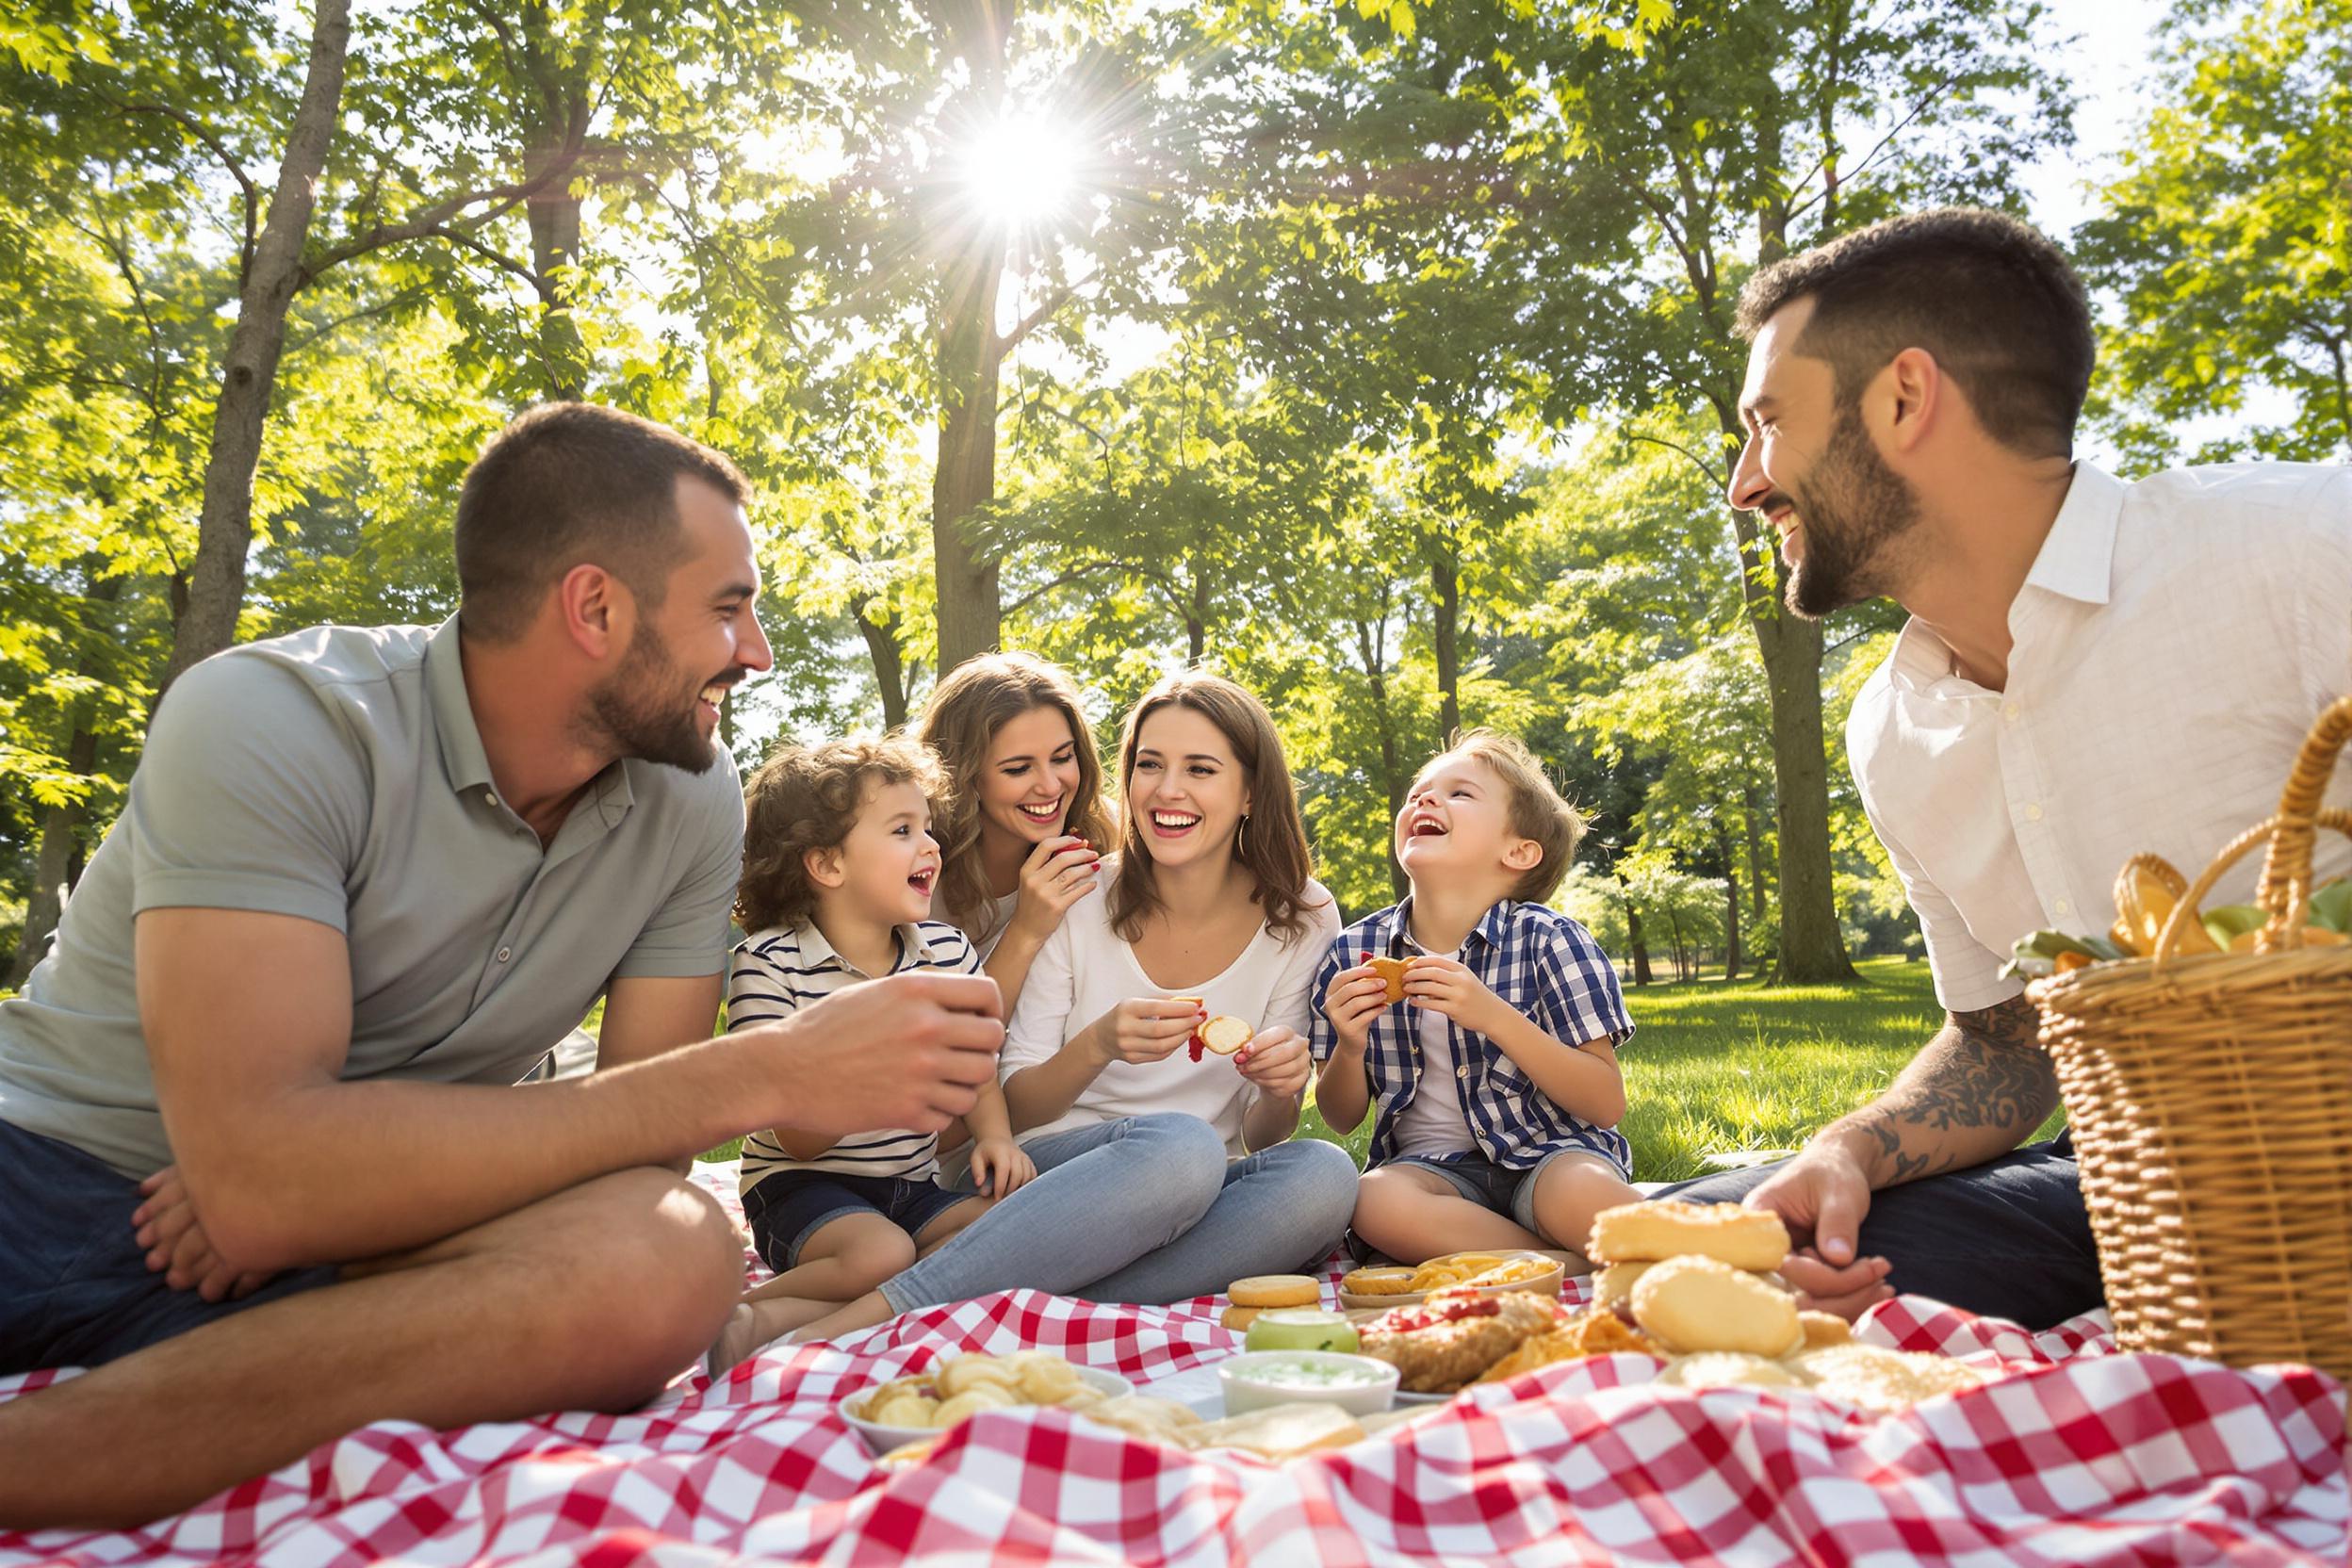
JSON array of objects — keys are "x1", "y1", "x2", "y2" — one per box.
[
  {"x1": 1350, "y1": 1167, "x2": 1428, "y2": 1232},
  {"x1": 1531, "y1": 1159, "x2": 1632, "y2": 1245},
  {"x1": 816, "y1": 1219, "x2": 918, "y2": 1287}
]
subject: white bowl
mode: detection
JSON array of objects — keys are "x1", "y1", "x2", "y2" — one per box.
[
  {"x1": 839, "y1": 1363, "x2": 1133, "y2": 1457},
  {"x1": 1217, "y1": 1350, "x2": 1399, "y2": 1417}
]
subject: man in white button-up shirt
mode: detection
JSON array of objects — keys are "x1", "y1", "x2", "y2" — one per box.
[{"x1": 1664, "y1": 208, "x2": 2352, "y2": 1329}]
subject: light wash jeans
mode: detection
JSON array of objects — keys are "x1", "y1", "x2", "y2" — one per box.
[{"x1": 877, "y1": 1112, "x2": 1361, "y2": 1315}]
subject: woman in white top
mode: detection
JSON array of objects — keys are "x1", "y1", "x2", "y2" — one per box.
[
  {"x1": 787, "y1": 672, "x2": 1359, "y2": 1339},
  {"x1": 916, "y1": 653, "x2": 1115, "y2": 1010}
]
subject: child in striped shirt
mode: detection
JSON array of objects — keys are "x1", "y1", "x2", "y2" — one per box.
[{"x1": 718, "y1": 737, "x2": 1034, "y2": 1360}]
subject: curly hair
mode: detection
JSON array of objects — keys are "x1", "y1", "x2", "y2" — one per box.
[
  {"x1": 914, "y1": 652, "x2": 1116, "y2": 939},
  {"x1": 735, "y1": 736, "x2": 944, "y2": 934}
]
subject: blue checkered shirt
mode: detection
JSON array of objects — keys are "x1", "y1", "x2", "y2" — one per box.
[{"x1": 1308, "y1": 897, "x2": 1636, "y2": 1177}]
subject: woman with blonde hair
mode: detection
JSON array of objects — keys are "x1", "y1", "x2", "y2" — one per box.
[
  {"x1": 760, "y1": 671, "x2": 1359, "y2": 1348},
  {"x1": 915, "y1": 653, "x2": 1116, "y2": 1015}
]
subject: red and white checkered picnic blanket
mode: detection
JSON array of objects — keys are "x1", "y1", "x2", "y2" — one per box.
[{"x1": 4, "y1": 1168, "x2": 2344, "y2": 1567}]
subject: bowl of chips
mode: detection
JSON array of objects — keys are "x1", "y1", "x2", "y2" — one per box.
[
  {"x1": 1338, "y1": 1250, "x2": 1565, "y2": 1312},
  {"x1": 840, "y1": 1350, "x2": 1133, "y2": 1456}
]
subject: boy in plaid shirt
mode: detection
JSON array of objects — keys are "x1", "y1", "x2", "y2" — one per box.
[{"x1": 1311, "y1": 730, "x2": 1637, "y2": 1263}]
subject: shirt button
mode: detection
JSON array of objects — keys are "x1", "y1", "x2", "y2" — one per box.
[
  {"x1": 1457, "y1": 1066, "x2": 1469, "y2": 1078},
  {"x1": 2023, "y1": 803, "x2": 2044, "y2": 822},
  {"x1": 2054, "y1": 900, "x2": 2071, "y2": 918},
  {"x1": 2002, "y1": 702, "x2": 2019, "y2": 722},
  {"x1": 485, "y1": 790, "x2": 498, "y2": 807},
  {"x1": 497, "y1": 946, "x2": 513, "y2": 963}
]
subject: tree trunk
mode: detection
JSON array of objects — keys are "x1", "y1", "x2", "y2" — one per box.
[
  {"x1": 8, "y1": 574, "x2": 123, "y2": 989},
  {"x1": 8, "y1": 724, "x2": 98, "y2": 992},
  {"x1": 858, "y1": 608, "x2": 912, "y2": 730},
  {"x1": 1743, "y1": 779, "x2": 1768, "y2": 923},
  {"x1": 1716, "y1": 815, "x2": 1741, "y2": 981},
  {"x1": 525, "y1": 138, "x2": 589, "y2": 400},
  {"x1": 1615, "y1": 872, "x2": 1654, "y2": 986},
  {"x1": 157, "y1": 0, "x2": 352, "y2": 695},
  {"x1": 1185, "y1": 565, "x2": 1208, "y2": 663},
  {"x1": 1355, "y1": 610, "x2": 1409, "y2": 900},
  {"x1": 1427, "y1": 526, "x2": 1462, "y2": 742},
  {"x1": 1753, "y1": 604, "x2": 1855, "y2": 983},
  {"x1": 928, "y1": 0, "x2": 1017, "y2": 675}
]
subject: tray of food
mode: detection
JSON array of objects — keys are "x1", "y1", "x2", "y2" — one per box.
[{"x1": 1337, "y1": 1249, "x2": 1565, "y2": 1311}]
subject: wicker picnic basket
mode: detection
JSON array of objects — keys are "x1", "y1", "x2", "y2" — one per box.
[{"x1": 2028, "y1": 696, "x2": 2352, "y2": 1381}]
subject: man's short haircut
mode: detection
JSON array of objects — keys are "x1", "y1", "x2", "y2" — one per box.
[
  {"x1": 454, "y1": 401, "x2": 750, "y2": 642},
  {"x1": 735, "y1": 736, "x2": 943, "y2": 934},
  {"x1": 1735, "y1": 207, "x2": 2094, "y2": 459},
  {"x1": 1429, "y1": 728, "x2": 1585, "y2": 905}
]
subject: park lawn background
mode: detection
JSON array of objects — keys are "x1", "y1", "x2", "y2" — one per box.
[
  {"x1": 1300, "y1": 955, "x2": 2066, "y2": 1183},
  {"x1": 705, "y1": 956, "x2": 2066, "y2": 1177}
]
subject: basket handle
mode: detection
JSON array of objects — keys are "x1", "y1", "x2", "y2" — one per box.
[
  {"x1": 2255, "y1": 696, "x2": 2352, "y2": 935},
  {"x1": 2154, "y1": 808, "x2": 2352, "y2": 973}
]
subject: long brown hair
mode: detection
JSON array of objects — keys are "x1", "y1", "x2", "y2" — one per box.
[
  {"x1": 916, "y1": 652, "x2": 1116, "y2": 937},
  {"x1": 1107, "y1": 671, "x2": 1321, "y2": 942}
]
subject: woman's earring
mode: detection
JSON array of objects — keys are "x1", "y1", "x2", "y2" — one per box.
[{"x1": 1237, "y1": 813, "x2": 1250, "y2": 855}]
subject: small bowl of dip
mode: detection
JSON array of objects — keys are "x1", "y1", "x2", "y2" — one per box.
[{"x1": 1217, "y1": 1350, "x2": 1399, "y2": 1417}]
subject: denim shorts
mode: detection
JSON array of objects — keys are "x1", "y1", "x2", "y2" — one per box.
[
  {"x1": 0, "y1": 1116, "x2": 336, "y2": 1373},
  {"x1": 1382, "y1": 1146, "x2": 1616, "y2": 1241},
  {"x1": 741, "y1": 1168, "x2": 972, "y2": 1271}
]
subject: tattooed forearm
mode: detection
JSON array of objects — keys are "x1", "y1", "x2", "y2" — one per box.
[{"x1": 1823, "y1": 994, "x2": 2060, "y2": 1188}]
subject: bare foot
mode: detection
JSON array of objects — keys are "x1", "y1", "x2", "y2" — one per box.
[{"x1": 705, "y1": 1294, "x2": 846, "y2": 1377}]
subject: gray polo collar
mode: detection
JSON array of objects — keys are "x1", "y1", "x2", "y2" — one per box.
[
  {"x1": 426, "y1": 615, "x2": 496, "y2": 794},
  {"x1": 425, "y1": 614, "x2": 635, "y2": 826}
]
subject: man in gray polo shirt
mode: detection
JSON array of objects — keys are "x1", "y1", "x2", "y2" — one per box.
[{"x1": 0, "y1": 404, "x2": 1005, "y2": 1527}]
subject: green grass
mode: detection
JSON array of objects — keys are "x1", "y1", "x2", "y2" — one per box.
[
  {"x1": 708, "y1": 957, "x2": 2062, "y2": 1178},
  {"x1": 1301, "y1": 956, "x2": 2064, "y2": 1184}
]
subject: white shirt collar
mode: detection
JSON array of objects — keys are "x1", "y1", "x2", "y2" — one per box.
[
  {"x1": 1885, "y1": 462, "x2": 2125, "y2": 694},
  {"x1": 2021, "y1": 463, "x2": 2123, "y2": 608}
]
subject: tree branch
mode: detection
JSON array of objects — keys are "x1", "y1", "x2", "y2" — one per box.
[
  {"x1": 110, "y1": 98, "x2": 259, "y2": 282},
  {"x1": 1627, "y1": 431, "x2": 1728, "y2": 490},
  {"x1": 306, "y1": 147, "x2": 586, "y2": 279},
  {"x1": 990, "y1": 268, "x2": 1097, "y2": 361}
]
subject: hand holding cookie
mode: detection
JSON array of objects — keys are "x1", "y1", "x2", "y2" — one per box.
[
  {"x1": 1322, "y1": 957, "x2": 1392, "y2": 1053},
  {"x1": 1399, "y1": 953, "x2": 1507, "y2": 1034}
]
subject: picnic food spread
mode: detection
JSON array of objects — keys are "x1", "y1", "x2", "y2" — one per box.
[
  {"x1": 1342, "y1": 1250, "x2": 1560, "y2": 1300},
  {"x1": 1589, "y1": 1197, "x2": 1792, "y2": 1273},
  {"x1": 853, "y1": 1349, "x2": 1111, "y2": 1431},
  {"x1": 1577, "y1": 1200, "x2": 1987, "y2": 1412},
  {"x1": 1361, "y1": 1289, "x2": 1567, "y2": 1391},
  {"x1": 1221, "y1": 1272, "x2": 1320, "y2": 1331},
  {"x1": 1243, "y1": 1307, "x2": 1360, "y2": 1353},
  {"x1": 1236, "y1": 1353, "x2": 1392, "y2": 1388}
]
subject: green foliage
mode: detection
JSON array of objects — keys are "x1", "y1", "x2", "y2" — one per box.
[
  {"x1": 0, "y1": 0, "x2": 2326, "y2": 1000},
  {"x1": 2077, "y1": 0, "x2": 2352, "y2": 465}
]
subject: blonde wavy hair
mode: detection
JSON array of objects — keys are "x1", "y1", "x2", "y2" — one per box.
[
  {"x1": 915, "y1": 652, "x2": 1116, "y2": 937},
  {"x1": 1107, "y1": 671, "x2": 1322, "y2": 943}
]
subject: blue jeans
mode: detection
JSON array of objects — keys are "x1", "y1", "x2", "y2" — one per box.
[
  {"x1": 0, "y1": 1116, "x2": 335, "y2": 1372},
  {"x1": 1659, "y1": 1135, "x2": 2101, "y2": 1330},
  {"x1": 877, "y1": 1113, "x2": 1361, "y2": 1314}
]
